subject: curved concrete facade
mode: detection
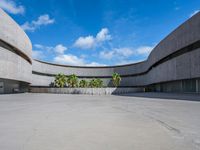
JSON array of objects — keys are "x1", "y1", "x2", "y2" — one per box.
[
  {"x1": 0, "y1": 9, "x2": 32, "y2": 93},
  {"x1": 0, "y1": 8, "x2": 200, "y2": 93}
]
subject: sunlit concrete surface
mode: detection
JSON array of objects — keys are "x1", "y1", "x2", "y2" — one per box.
[{"x1": 0, "y1": 93, "x2": 200, "y2": 150}]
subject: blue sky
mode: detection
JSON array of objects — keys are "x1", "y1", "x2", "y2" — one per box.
[{"x1": 0, "y1": 0, "x2": 199, "y2": 66}]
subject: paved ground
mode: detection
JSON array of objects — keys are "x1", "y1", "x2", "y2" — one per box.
[{"x1": 0, "y1": 93, "x2": 200, "y2": 150}]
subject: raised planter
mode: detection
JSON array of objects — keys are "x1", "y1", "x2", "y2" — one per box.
[{"x1": 30, "y1": 87, "x2": 143, "y2": 95}]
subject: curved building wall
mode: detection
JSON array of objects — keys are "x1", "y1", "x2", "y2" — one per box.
[
  {"x1": 31, "y1": 12, "x2": 200, "y2": 92},
  {"x1": 0, "y1": 9, "x2": 32, "y2": 93},
  {"x1": 0, "y1": 9, "x2": 32, "y2": 61}
]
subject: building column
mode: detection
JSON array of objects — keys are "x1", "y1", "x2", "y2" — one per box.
[{"x1": 181, "y1": 80, "x2": 183, "y2": 93}]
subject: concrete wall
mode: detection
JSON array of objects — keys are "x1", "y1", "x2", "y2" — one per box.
[
  {"x1": 0, "y1": 47, "x2": 32, "y2": 83},
  {"x1": 0, "y1": 78, "x2": 29, "y2": 94},
  {"x1": 30, "y1": 87, "x2": 143, "y2": 95},
  {"x1": 147, "y1": 78, "x2": 200, "y2": 93},
  {"x1": 0, "y1": 9, "x2": 32, "y2": 61},
  {"x1": 0, "y1": 9, "x2": 32, "y2": 93}
]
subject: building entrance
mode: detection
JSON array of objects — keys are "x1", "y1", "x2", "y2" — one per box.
[{"x1": 0, "y1": 82, "x2": 4, "y2": 94}]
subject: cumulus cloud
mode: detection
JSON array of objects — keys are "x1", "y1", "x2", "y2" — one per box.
[
  {"x1": 115, "y1": 47, "x2": 134, "y2": 57},
  {"x1": 34, "y1": 44, "x2": 67, "y2": 54},
  {"x1": 74, "y1": 28, "x2": 111, "y2": 49},
  {"x1": 100, "y1": 50, "x2": 115, "y2": 59},
  {"x1": 34, "y1": 43, "x2": 106, "y2": 66},
  {"x1": 99, "y1": 45, "x2": 154, "y2": 65},
  {"x1": 0, "y1": 0, "x2": 25, "y2": 14},
  {"x1": 116, "y1": 60, "x2": 143, "y2": 65},
  {"x1": 100, "y1": 47, "x2": 134, "y2": 60},
  {"x1": 74, "y1": 36, "x2": 95, "y2": 49},
  {"x1": 54, "y1": 54, "x2": 106, "y2": 66},
  {"x1": 54, "y1": 54, "x2": 85, "y2": 66},
  {"x1": 32, "y1": 50, "x2": 44, "y2": 59},
  {"x1": 54, "y1": 44, "x2": 68, "y2": 54},
  {"x1": 21, "y1": 14, "x2": 55, "y2": 32},
  {"x1": 34, "y1": 44, "x2": 45, "y2": 49},
  {"x1": 32, "y1": 15, "x2": 55, "y2": 25},
  {"x1": 96, "y1": 28, "x2": 111, "y2": 42},
  {"x1": 135, "y1": 46, "x2": 154, "y2": 55},
  {"x1": 21, "y1": 22, "x2": 36, "y2": 32},
  {"x1": 86, "y1": 62, "x2": 106, "y2": 66},
  {"x1": 190, "y1": 10, "x2": 199, "y2": 17}
]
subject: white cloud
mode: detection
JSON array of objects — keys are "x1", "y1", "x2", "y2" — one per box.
[
  {"x1": 21, "y1": 22, "x2": 35, "y2": 32},
  {"x1": 21, "y1": 14, "x2": 55, "y2": 32},
  {"x1": 100, "y1": 47, "x2": 134, "y2": 60},
  {"x1": 86, "y1": 62, "x2": 106, "y2": 66},
  {"x1": 116, "y1": 60, "x2": 143, "y2": 65},
  {"x1": 54, "y1": 54, "x2": 85, "y2": 66},
  {"x1": 100, "y1": 51, "x2": 114, "y2": 59},
  {"x1": 32, "y1": 50, "x2": 44, "y2": 59},
  {"x1": 34, "y1": 44, "x2": 67, "y2": 54},
  {"x1": 96, "y1": 28, "x2": 112, "y2": 42},
  {"x1": 34, "y1": 43, "x2": 153, "y2": 66},
  {"x1": 0, "y1": 0, "x2": 25, "y2": 14},
  {"x1": 32, "y1": 14, "x2": 55, "y2": 25},
  {"x1": 190, "y1": 10, "x2": 199, "y2": 17},
  {"x1": 115, "y1": 47, "x2": 134, "y2": 57},
  {"x1": 34, "y1": 43, "x2": 106, "y2": 66},
  {"x1": 74, "y1": 36, "x2": 95, "y2": 49},
  {"x1": 54, "y1": 44, "x2": 67, "y2": 54},
  {"x1": 99, "y1": 47, "x2": 145, "y2": 65},
  {"x1": 74, "y1": 28, "x2": 111, "y2": 49},
  {"x1": 53, "y1": 54, "x2": 106, "y2": 66},
  {"x1": 99, "y1": 45, "x2": 154, "y2": 66},
  {"x1": 34, "y1": 44, "x2": 45, "y2": 49},
  {"x1": 136, "y1": 46, "x2": 154, "y2": 55}
]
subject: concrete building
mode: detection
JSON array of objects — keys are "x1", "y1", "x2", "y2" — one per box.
[
  {"x1": 0, "y1": 8, "x2": 200, "y2": 93},
  {"x1": 0, "y1": 9, "x2": 32, "y2": 94}
]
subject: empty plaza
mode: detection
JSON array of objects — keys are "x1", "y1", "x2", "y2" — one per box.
[{"x1": 0, "y1": 93, "x2": 199, "y2": 150}]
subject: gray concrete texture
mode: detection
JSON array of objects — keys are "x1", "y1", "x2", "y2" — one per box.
[
  {"x1": 0, "y1": 93, "x2": 200, "y2": 150},
  {"x1": 0, "y1": 47, "x2": 32, "y2": 83},
  {"x1": 0, "y1": 9, "x2": 32, "y2": 59},
  {"x1": 0, "y1": 8, "x2": 32, "y2": 85}
]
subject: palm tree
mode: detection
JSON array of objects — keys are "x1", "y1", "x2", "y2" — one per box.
[
  {"x1": 112, "y1": 73, "x2": 121, "y2": 87},
  {"x1": 96, "y1": 78, "x2": 103, "y2": 88},
  {"x1": 67, "y1": 74, "x2": 78, "y2": 88},
  {"x1": 54, "y1": 73, "x2": 67, "y2": 88},
  {"x1": 89, "y1": 78, "x2": 103, "y2": 88},
  {"x1": 89, "y1": 79, "x2": 96, "y2": 88},
  {"x1": 79, "y1": 79, "x2": 88, "y2": 88}
]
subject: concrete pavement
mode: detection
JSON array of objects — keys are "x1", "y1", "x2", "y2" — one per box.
[{"x1": 0, "y1": 93, "x2": 199, "y2": 150}]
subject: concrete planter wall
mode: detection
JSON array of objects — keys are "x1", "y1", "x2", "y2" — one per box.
[{"x1": 30, "y1": 87, "x2": 143, "y2": 95}]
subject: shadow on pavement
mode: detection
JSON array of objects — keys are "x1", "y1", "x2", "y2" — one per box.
[{"x1": 119, "y1": 92, "x2": 200, "y2": 102}]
